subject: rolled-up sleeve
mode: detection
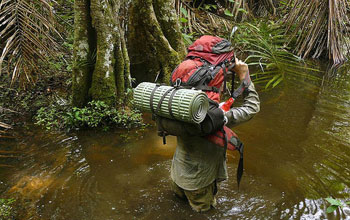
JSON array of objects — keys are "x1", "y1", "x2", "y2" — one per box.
[{"x1": 225, "y1": 82, "x2": 260, "y2": 126}]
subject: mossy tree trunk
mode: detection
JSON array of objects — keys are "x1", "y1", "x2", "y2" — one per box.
[
  {"x1": 72, "y1": 0, "x2": 131, "y2": 107},
  {"x1": 128, "y1": 0, "x2": 186, "y2": 84}
]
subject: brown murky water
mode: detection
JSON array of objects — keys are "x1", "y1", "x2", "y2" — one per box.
[{"x1": 1, "y1": 65, "x2": 350, "y2": 219}]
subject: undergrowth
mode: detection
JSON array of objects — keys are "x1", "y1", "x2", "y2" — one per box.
[
  {"x1": 35, "y1": 100, "x2": 144, "y2": 131},
  {"x1": 0, "y1": 198, "x2": 16, "y2": 220},
  {"x1": 0, "y1": 72, "x2": 70, "y2": 127}
]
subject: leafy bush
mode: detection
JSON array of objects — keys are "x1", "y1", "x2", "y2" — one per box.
[
  {"x1": 0, "y1": 198, "x2": 16, "y2": 220},
  {"x1": 35, "y1": 100, "x2": 144, "y2": 131}
]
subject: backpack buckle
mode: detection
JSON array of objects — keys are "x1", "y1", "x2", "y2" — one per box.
[{"x1": 175, "y1": 78, "x2": 182, "y2": 87}]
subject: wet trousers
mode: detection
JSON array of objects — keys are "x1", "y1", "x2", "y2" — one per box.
[{"x1": 171, "y1": 180, "x2": 217, "y2": 212}]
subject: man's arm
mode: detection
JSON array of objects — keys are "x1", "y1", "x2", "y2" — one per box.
[{"x1": 225, "y1": 58, "x2": 260, "y2": 126}]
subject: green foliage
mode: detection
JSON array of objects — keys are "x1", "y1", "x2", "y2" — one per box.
[
  {"x1": 35, "y1": 100, "x2": 144, "y2": 131},
  {"x1": 0, "y1": 198, "x2": 16, "y2": 219},
  {"x1": 234, "y1": 20, "x2": 320, "y2": 89},
  {"x1": 179, "y1": 6, "x2": 189, "y2": 23},
  {"x1": 180, "y1": 7, "x2": 188, "y2": 17},
  {"x1": 0, "y1": 71, "x2": 70, "y2": 127},
  {"x1": 224, "y1": 9, "x2": 234, "y2": 17},
  {"x1": 178, "y1": 6, "x2": 198, "y2": 46},
  {"x1": 325, "y1": 197, "x2": 350, "y2": 213},
  {"x1": 179, "y1": 17, "x2": 188, "y2": 23},
  {"x1": 238, "y1": 8, "x2": 248, "y2": 14},
  {"x1": 182, "y1": 33, "x2": 194, "y2": 46},
  {"x1": 203, "y1": 4, "x2": 217, "y2": 11},
  {"x1": 35, "y1": 107, "x2": 65, "y2": 130}
]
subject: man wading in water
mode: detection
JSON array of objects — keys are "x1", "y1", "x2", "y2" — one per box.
[{"x1": 169, "y1": 36, "x2": 260, "y2": 212}]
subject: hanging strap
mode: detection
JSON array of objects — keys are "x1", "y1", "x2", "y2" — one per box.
[
  {"x1": 216, "y1": 128, "x2": 244, "y2": 190},
  {"x1": 221, "y1": 127, "x2": 228, "y2": 159},
  {"x1": 231, "y1": 71, "x2": 236, "y2": 96},
  {"x1": 236, "y1": 140, "x2": 244, "y2": 190},
  {"x1": 222, "y1": 63, "x2": 228, "y2": 93}
]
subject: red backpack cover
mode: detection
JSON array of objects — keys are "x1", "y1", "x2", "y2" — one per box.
[{"x1": 171, "y1": 35, "x2": 234, "y2": 103}]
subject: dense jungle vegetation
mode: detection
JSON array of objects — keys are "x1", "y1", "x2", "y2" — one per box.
[
  {"x1": 1, "y1": 0, "x2": 350, "y2": 218},
  {"x1": 0, "y1": 0, "x2": 349, "y2": 133}
]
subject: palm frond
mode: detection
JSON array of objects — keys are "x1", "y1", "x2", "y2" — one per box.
[
  {"x1": 235, "y1": 20, "x2": 321, "y2": 89},
  {"x1": 0, "y1": 0, "x2": 59, "y2": 84},
  {"x1": 284, "y1": 0, "x2": 350, "y2": 65}
]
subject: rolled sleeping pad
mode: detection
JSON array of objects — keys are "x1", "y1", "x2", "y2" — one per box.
[{"x1": 134, "y1": 82, "x2": 209, "y2": 124}]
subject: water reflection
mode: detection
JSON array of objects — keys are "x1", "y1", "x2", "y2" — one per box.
[{"x1": 0, "y1": 65, "x2": 350, "y2": 219}]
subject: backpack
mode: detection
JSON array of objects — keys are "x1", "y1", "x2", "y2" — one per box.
[
  {"x1": 170, "y1": 35, "x2": 235, "y2": 103},
  {"x1": 165, "y1": 35, "x2": 244, "y2": 187}
]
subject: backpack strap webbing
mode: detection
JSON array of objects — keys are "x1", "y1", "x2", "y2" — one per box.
[
  {"x1": 150, "y1": 84, "x2": 161, "y2": 118},
  {"x1": 155, "y1": 87, "x2": 176, "y2": 115},
  {"x1": 195, "y1": 85, "x2": 219, "y2": 93},
  {"x1": 168, "y1": 88, "x2": 178, "y2": 119},
  {"x1": 154, "y1": 87, "x2": 177, "y2": 145},
  {"x1": 178, "y1": 84, "x2": 219, "y2": 93},
  {"x1": 214, "y1": 130, "x2": 244, "y2": 190},
  {"x1": 231, "y1": 71, "x2": 235, "y2": 96},
  {"x1": 222, "y1": 63, "x2": 228, "y2": 93},
  {"x1": 236, "y1": 140, "x2": 244, "y2": 190},
  {"x1": 221, "y1": 127, "x2": 228, "y2": 159}
]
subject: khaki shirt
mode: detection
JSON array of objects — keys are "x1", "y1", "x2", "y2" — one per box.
[{"x1": 171, "y1": 83, "x2": 260, "y2": 190}]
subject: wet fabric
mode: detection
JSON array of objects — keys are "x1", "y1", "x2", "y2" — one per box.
[
  {"x1": 171, "y1": 180, "x2": 217, "y2": 212},
  {"x1": 170, "y1": 82, "x2": 260, "y2": 191},
  {"x1": 171, "y1": 134, "x2": 227, "y2": 190}
]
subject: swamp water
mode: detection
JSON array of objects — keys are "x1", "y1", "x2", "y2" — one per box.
[{"x1": 1, "y1": 66, "x2": 350, "y2": 220}]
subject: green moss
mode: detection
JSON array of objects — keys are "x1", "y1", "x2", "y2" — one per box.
[
  {"x1": 87, "y1": 0, "x2": 119, "y2": 105},
  {"x1": 153, "y1": 0, "x2": 186, "y2": 58},
  {"x1": 121, "y1": 33, "x2": 132, "y2": 102},
  {"x1": 72, "y1": 0, "x2": 93, "y2": 107},
  {"x1": 115, "y1": 30, "x2": 125, "y2": 100},
  {"x1": 128, "y1": 0, "x2": 183, "y2": 84}
]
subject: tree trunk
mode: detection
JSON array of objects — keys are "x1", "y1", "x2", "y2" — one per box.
[
  {"x1": 128, "y1": 0, "x2": 186, "y2": 84},
  {"x1": 72, "y1": 0, "x2": 93, "y2": 107},
  {"x1": 72, "y1": 0, "x2": 131, "y2": 107}
]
